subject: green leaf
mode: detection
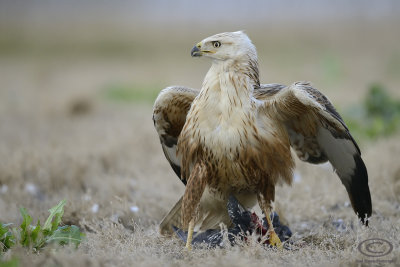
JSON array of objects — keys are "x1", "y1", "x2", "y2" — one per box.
[
  {"x1": 30, "y1": 220, "x2": 41, "y2": 246},
  {"x1": 19, "y1": 208, "x2": 32, "y2": 232},
  {"x1": 0, "y1": 223, "x2": 10, "y2": 237},
  {"x1": 0, "y1": 223, "x2": 15, "y2": 251},
  {"x1": 43, "y1": 200, "x2": 66, "y2": 235},
  {"x1": 3, "y1": 233, "x2": 15, "y2": 251},
  {"x1": 19, "y1": 208, "x2": 32, "y2": 247},
  {"x1": 46, "y1": 225, "x2": 84, "y2": 248},
  {"x1": 1, "y1": 200, "x2": 84, "y2": 253}
]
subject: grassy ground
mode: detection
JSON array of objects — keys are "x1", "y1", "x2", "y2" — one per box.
[{"x1": 0, "y1": 22, "x2": 399, "y2": 266}]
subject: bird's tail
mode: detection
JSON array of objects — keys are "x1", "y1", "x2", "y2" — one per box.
[
  {"x1": 159, "y1": 197, "x2": 183, "y2": 235},
  {"x1": 159, "y1": 196, "x2": 234, "y2": 235}
]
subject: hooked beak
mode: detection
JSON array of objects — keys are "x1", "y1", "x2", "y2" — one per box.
[{"x1": 191, "y1": 42, "x2": 202, "y2": 57}]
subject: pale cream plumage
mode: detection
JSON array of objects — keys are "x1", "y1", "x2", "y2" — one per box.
[{"x1": 153, "y1": 31, "x2": 371, "y2": 248}]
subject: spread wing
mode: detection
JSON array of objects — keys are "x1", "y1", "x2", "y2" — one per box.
[
  {"x1": 154, "y1": 86, "x2": 243, "y2": 234},
  {"x1": 255, "y1": 82, "x2": 372, "y2": 224},
  {"x1": 153, "y1": 86, "x2": 199, "y2": 185},
  {"x1": 153, "y1": 86, "x2": 197, "y2": 234}
]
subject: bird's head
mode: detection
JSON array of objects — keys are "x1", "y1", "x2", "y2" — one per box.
[{"x1": 190, "y1": 31, "x2": 257, "y2": 63}]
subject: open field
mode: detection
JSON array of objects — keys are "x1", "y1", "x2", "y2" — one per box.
[{"x1": 0, "y1": 18, "x2": 400, "y2": 266}]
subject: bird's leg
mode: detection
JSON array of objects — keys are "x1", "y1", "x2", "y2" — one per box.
[
  {"x1": 263, "y1": 208, "x2": 282, "y2": 249},
  {"x1": 185, "y1": 219, "x2": 195, "y2": 250},
  {"x1": 258, "y1": 185, "x2": 283, "y2": 250},
  {"x1": 182, "y1": 161, "x2": 208, "y2": 250}
]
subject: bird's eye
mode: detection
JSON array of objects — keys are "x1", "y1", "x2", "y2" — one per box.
[{"x1": 212, "y1": 41, "x2": 221, "y2": 48}]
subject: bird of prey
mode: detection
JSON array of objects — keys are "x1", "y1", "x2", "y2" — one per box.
[{"x1": 153, "y1": 31, "x2": 372, "y2": 250}]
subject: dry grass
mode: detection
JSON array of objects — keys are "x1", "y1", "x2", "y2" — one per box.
[{"x1": 0, "y1": 22, "x2": 399, "y2": 266}]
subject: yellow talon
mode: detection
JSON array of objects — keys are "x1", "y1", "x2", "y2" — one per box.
[
  {"x1": 185, "y1": 241, "x2": 192, "y2": 251},
  {"x1": 269, "y1": 231, "x2": 283, "y2": 250}
]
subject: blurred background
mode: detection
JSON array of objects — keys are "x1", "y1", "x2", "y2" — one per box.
[
  {"x1": 1, "y1": 0, "x2": 400, "y2": 217},
  {"x1": 0, "y1": 1, "x2": 400, "y2": 265},
  {"x1": 1, "y1": 1, "x2": 400, "y2": 137},
  {"x1": 1, "y1": 0, "x2": 399, "y2": 107}
]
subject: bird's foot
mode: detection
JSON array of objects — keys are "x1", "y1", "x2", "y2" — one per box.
[
  {"x1": 268, "y1": 230, "x2": 283, "y2": 250},
  {"x1": 185, "y1": 241, "x2": 192, "y2": 251}
]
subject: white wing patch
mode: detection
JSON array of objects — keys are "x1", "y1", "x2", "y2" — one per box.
[
  {"x1": 317, "y1": 127, "x2": 357, "y2": 186},
  {"x1": 163, "y1": 144, "x2": 181, "y2": 168}
]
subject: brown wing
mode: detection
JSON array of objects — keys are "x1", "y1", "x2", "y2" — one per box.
[
  {"x1": 255, "y1": 83, "x2": 360, "y2": 164},
  {"x1": 153, "y1": 86, "x2": 201, "y2": 234},
  {"x1": 153, "y1": 86, "x2": 199, "y2": 184},
  {"x1": 257, "y1": 82, "x2": 372, "y2": 224}
]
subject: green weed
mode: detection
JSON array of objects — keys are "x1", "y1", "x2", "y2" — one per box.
[
  {"x1": 103, "y1": 83, "x2": 160, "y2": 104},
  {"x1": 343, "y1": 83, "x2": 400, "y2": 140},
  {"x1": 0, "y1": 200, "x2": 84, "y2": 255}
]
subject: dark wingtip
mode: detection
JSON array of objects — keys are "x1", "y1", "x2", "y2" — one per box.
[{"x1": 346, "y1": 155, "x2": 372, "y2": 225}]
